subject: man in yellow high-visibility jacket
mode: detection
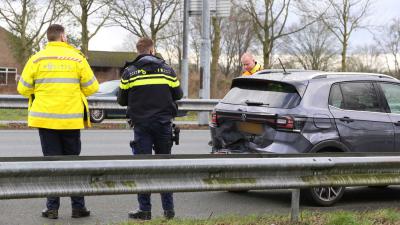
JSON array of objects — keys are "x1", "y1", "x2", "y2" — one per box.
[
  {"x1": 241, "y1": 52, "x2": 262, "y2": 76},
  {"x1": 17, "y1": 24, "x2": 98, "y2": 220}
]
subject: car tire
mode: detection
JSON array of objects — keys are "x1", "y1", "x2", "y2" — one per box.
[
  {"x1": 90, "y1": 109, "x2": 106, "y2": 123},
  {"x1": 302, "y1": 186, "x2": 345, "y2": 206}
]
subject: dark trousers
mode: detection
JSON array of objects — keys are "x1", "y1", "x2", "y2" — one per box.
[
  {"x1": 131, "y1": 120, "x2": 174, "y2": 212},
  {"x1": 38, "y1": 128, "x2": 85, "y2": 210}
]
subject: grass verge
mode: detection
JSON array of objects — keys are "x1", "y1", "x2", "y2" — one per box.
[
  {"x1": 114, "y1": 208, "x2": 400, "y2": 225},
  {"x1": 0, "y1": 109, "x2": 200, "y2": 122},
  {"x1": 0, "y1": 108, "x2": 27, "y2": 121}
]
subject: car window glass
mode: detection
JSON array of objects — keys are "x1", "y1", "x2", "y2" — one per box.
[
  {"x1": 329, "y1": 84, "x2": 343, "y2": 108},
  {"x1": 221, "y1": 81, "x2": 301, "y2": 108},
  {"x1": 340, "y1": 82, "x2": 381, "y2": 112},
  {"x1": 379, "y1": 83, "x2": 400, "y2": 114}
]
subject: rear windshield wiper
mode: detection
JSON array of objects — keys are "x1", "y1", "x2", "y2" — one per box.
[{"x1": 244, "y1": 100, "x2": 269, "y2": 106}]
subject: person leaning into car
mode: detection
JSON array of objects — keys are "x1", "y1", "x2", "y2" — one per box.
[
  {"x1": 117, "y1": 37, "x2": 183, "y2": 221},
  {"x1": 17, "y1": 24, "x2": 99, "y2": 219},
  {"x1": 241, "y1": 52, "x2": 263, "y2": 76}
]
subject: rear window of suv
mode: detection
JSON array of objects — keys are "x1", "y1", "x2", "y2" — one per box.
[{"x1": 221, "y1": 80, "x2": 301, "y2": 108}]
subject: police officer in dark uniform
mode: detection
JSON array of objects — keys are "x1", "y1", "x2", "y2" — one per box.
[{"x1": 117, "y1": 37, "x2": 183, "y2": 220}]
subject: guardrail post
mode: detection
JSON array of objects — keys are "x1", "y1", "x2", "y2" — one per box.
[{"x1": 290, "y1": 189, "x2": 300, "y2": 222}]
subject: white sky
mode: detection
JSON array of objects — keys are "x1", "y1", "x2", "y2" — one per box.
[
  {"x1": 90, "y1": 0, "x2": 400, "y2": 52},
  {"x1": 32, "y1": 0, "x2": 400, "y2": 52}
]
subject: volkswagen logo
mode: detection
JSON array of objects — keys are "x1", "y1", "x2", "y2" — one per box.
[{"x1": 241, "y1": 113, "x2": 247, "y2": 121}]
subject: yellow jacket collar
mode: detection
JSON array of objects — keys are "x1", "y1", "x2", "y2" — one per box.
[
  {"x1": 46, "y1": 42, "x2": 84, "y2": 55},
  {"x1": 243, "y1": 62, "x2": 262, "y2": 76},
  {"x1": 250, "y1": 63, "x2": 261, "y2": 74}
]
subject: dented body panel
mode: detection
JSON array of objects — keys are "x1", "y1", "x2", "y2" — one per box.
[{"x1": 210, "y1": 70, "x2": 399, "y2": 154}]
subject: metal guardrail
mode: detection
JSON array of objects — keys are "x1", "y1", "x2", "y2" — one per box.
[
  {"x1": 1, "y1": 154, "x2": 400, "y2": 222},
  {"x1": 0, "y1": 95, "x2": 220, "y2": 111}
]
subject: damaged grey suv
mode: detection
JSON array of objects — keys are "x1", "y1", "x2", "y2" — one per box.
[{"x1": 210, "y1": 69, "x2": 400, "y2": 206}]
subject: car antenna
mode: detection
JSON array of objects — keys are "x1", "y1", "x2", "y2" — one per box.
[{"x1": 278, "y1": 58, "x2": 289, "y2": 75}]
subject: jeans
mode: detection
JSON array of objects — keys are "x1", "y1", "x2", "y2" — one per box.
[
  {"x1": 131, "y1": 120, "x2": 174, "y2": 211},
  {"x1": 38, "y1": 128, "x2": 85, "y2": 210}
]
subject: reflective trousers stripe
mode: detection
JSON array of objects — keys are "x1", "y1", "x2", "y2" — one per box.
[{"x1": 29, "y1": 111, "x2": 83, "y2": 119}]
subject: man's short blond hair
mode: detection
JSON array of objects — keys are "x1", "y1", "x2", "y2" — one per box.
[
  {"x1": 136, "y1": 37, "x2": 154, "y2": 54},
  {"x1": 241, "y1": 52, "x2": 254, "y2": 62}
]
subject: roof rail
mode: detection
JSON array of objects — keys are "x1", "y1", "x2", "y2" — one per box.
[
  {"x1": 256, "y1": 69, "x2": 310, "y2": 75},
  {"x1": 312, "y1": 73, "x2": 397, "y2": 80}
]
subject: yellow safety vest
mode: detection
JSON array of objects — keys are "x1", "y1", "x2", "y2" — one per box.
[
  {"x1": 17, "y1": 42, "x2": 99, "y2": 129},
  {"x1": 242, "y1": 63, "x2": 262, "y2": 76}
]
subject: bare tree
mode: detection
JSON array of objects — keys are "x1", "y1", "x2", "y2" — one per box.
[
  {"x1": 376, "y1": 18, "x2": 400, "y2": 77},
  {"x1": 280, "y1": 20, "x2": 338, "y2": 70},
  {"x1": 347, "y1": 44, "x2": 382, "y2": 73},
  {"x1": 220, "y1": 4, "x2": 255, "y2": 78},
  {"x1": 114, "y1": 33, "x2": 138, "y2": 51},
  {"x1": 111, "y1": 0, "x2": 179, "y2": 48},
  {"x1": 157, "y1": 9, "x2": 182, "y2": 74},
  {"x1": 0, "y1": 0, "x2": 64, "y2": 64},
  {"x1": 239, "y1": 0, "x2": 312, "y2": 68},
  {"x1": 189, "y1": 19, "x2": 202, "y2": 71},
  {"x1": 210, "y1": 16, "x2": 222, "y2": 98},
  {"x1": 301, "y1": 0, "x2": 372, "y2": 71},
  {"x1": 59, "y1": 0, "x2": 112, "y2": 56}
]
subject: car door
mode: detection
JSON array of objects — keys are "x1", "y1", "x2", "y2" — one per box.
[
  {"x1": 377, "y1": 82, "x2": 400, "y2": 151},
  {"x1": 328, "y1": 81, "x2": 394, "y2": 152}
]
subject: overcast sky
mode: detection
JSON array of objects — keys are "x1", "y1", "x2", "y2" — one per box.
[{"x1": 88, "y1": 0, "x2": 400, "y2": 51}]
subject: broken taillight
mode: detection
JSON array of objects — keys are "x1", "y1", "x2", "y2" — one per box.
[
  {"x1": 276, "y1": 116, "x2": 294, "y2": 129},
  {"x1": 211, "y1": 111, "x2": 218, "y2": 126},
  {"x1": 276, "y1": 115, "x2": 306, "y2": 132}
]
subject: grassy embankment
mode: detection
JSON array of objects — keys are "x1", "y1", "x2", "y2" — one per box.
[
  {"x1": 0, "y1": 109, "x2": 27, "y2": 121},
  {"x1": 115, "y1": 209, "x2": 400, "y2": 225}
]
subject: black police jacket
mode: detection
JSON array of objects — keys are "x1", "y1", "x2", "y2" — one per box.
[{"x1": 117, "y1": 54, "x2": 183, "y2": 123}]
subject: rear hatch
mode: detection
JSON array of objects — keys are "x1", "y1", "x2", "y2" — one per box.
[{"x1": 211, "y1": 78, "x2": 306, "y2": 152}]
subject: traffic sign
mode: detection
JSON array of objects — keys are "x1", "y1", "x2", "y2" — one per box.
[{"x1": 189, "y1": 0, "x2": 231, "y2": 17}]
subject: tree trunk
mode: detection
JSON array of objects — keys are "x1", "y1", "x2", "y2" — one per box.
[
  {"x1": 263, "y1": 40, "x2": 271, "y2": 69},
  {"x1": 211, "y1": 17, "x2": 221, "y2": 98},
  {"x1": 81, "y1": 9, "x2": 89, "y2": 56},
  {"x1": 341, "y1": 40, "x2": 348, "y2": 72}
]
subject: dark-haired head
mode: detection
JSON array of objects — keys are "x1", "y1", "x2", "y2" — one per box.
[{"x1": 47, "y1": 24, "x2": 65, "y2": 42}]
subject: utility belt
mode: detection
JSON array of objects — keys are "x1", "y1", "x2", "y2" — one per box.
[{"x1": 128, "y1": 122, "x2": 180, "y2": 147}]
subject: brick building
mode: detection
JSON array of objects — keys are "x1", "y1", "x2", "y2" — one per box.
[
  {"x1": 0, "y1": 27, "x2": 22, "y2": 93},
  {"x1": 87, "y1": 51, "x2": 136, "y2": 83}
]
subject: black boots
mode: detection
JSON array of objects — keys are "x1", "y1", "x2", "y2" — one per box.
[
  {"x1": 42, "y1": 209, "x2": 58, "y2": 219},
  {"x1": 128, "y1": 209, "x2": 175, "y2": 220},
  {"x1": 128, "y1": 210, "x2": 152, "y2": 220},
  {"x1": 164, "y1": 210, "x2": 175, "y2": 219},
  {"x1": 72, "y1": 207, "x2": 91, "y2": 218},
  {"x1": 42, "y1": 208, "x2": 90, "y2": 219}
]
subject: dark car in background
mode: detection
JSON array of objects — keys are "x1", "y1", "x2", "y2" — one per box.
[
  {"x1": 210, "y1": 69, "x2": 400, "y2": 206},
  {"x1": 89, "y1": 80, "x2": 187, "y2": 123},
  {"x1": 89, "y1": 80, "x2": 126, "y2": 123}
]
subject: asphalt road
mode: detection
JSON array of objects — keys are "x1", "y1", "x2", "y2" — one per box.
[{"x1": 1, "y1": 130, "x2": 400, "y2": 225}]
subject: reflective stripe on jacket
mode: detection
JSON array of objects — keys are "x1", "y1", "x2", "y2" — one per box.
[
  {"x1": 242, "y1": 62, "x2": 262, "y2": 76},
  {"x1": 117, "y1": 54, "x2": 183, "y2": 123},
  {"x1": 17, "y1": 42, "x2": 99, "y2": 129}
]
